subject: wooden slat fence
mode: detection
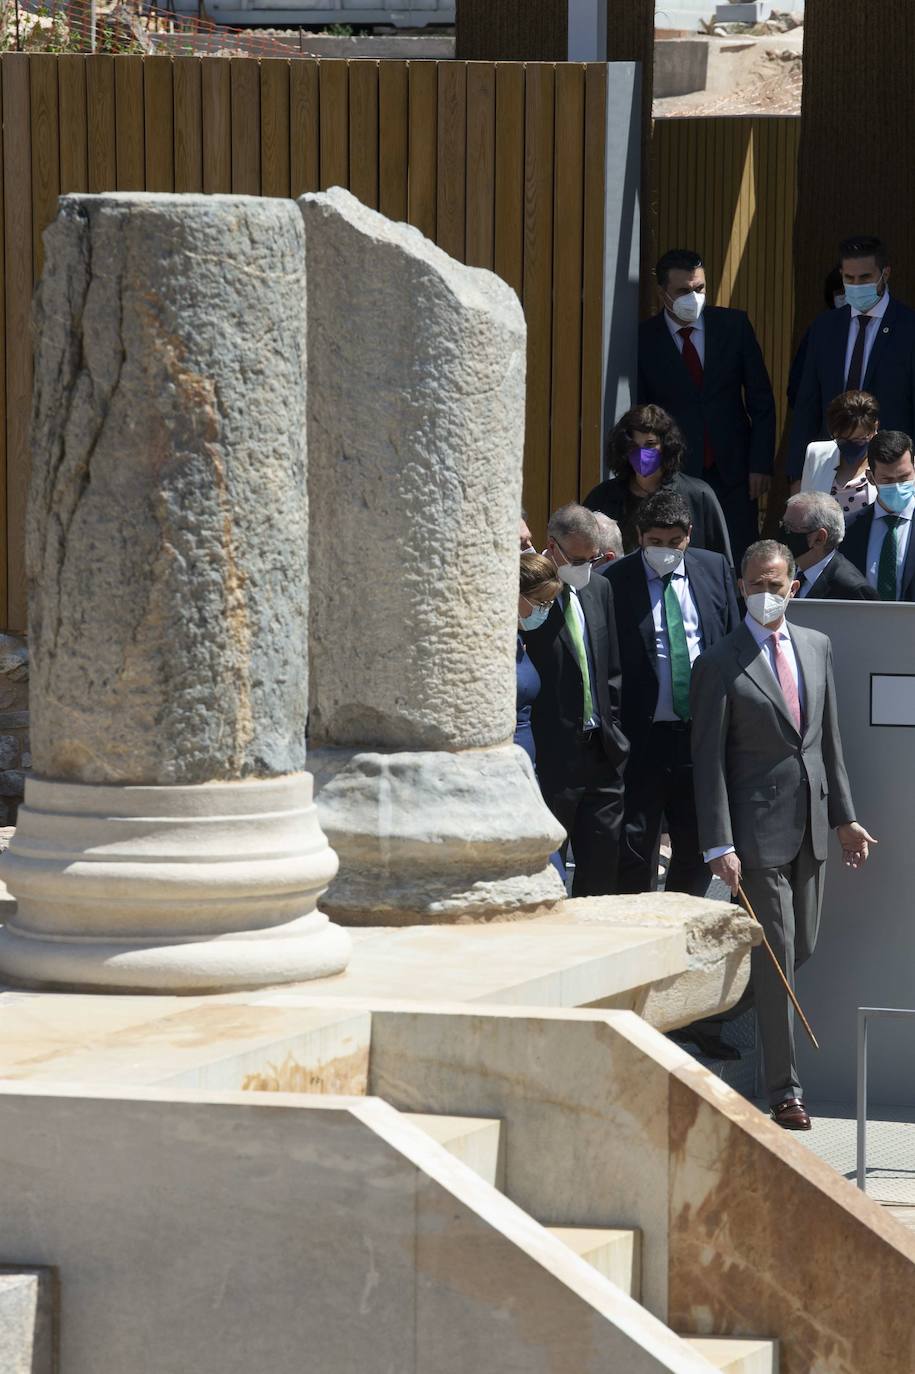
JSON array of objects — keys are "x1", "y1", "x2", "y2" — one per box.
[
  {"x1": 650, "y1": 115, "x2": 802, "y2": 459},
  {"x1": 0, "y1": 53, "x2": 611, "y2": 630}
]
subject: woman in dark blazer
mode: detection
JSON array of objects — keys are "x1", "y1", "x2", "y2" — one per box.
[{"x1": 584, "y1": 403, "x2": 733, "y2": 565}]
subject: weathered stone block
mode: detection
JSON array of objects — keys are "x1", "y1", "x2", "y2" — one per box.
[
  {"x1": 29, "y1": 193, "x2": 312, "y2": 786},
  {"x1": 0, "y1": 1267, "x2": 57, "y2": 1374}
]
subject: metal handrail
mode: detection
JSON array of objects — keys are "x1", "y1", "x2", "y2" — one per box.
[{"x1": 856, "y1": 1007, "x2": 915, "y2": 1191}]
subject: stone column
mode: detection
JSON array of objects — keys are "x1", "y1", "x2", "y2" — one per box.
[
  {"x1": 0, "y1": 192, "x2": 350, "y2": 992},
  {"x1": 300, "y1": 188, "x2": 565, "y2": 924}
]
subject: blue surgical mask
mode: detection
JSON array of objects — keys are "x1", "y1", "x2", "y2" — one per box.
[
  {"x1": 520, "y1": 603, "x2": 551, "y2": 631},
  {"x1": 844, "y1": 277, "x2": 885, "y2": 313},
  {"x1": 878, "y1": 481, "x2": 915, "y2": 514}
]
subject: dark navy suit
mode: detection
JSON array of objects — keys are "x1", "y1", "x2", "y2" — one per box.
[
  {"x1": 788, "y1": 298, "x2": 915, "y2": 479},
  {"x1": 841, "y1": 504, "x2": 915, "y2": 602},
  {"x1": 638, "y1": 307, "x2": 776, "y2": 563},
  {"x1": 521, "y1": 575, "x2": 628, "y2": 897},
  {"x1": 605, "y1": 546, "x2": 739, "y2": 895}
]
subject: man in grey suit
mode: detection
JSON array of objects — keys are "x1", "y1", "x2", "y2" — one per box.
[{"x1": 690, "y1": 539, "x2": 876, "y2": 1129}]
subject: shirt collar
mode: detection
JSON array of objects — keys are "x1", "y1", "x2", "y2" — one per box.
[
  {"x1": 744, "y1": 611, "x2": 791, "y2": 647},
  {"x1": 801, "y1": 549, "x2": 836, "y2": 583},
  {"x1": 850, "y1": 290, "x2": 891, "y2": 321},
  {"x1": 874, "y1": 496, "x2": 915, "y2": 522},
  {"x1": 664, "y1": 309, "x2": 705, "y2": 339}
]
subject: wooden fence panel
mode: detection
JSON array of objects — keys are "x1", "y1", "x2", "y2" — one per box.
[
  {"x1": 144, "y1": 56, "x2": 174, "y2": 193},
  {"x1": 3, "y1": 56, "x2": 31, "y2": 629},
  {"x1": 115, "y1": 56, "x2": 145, "y2": 191},
  {"x1": 549, "y1": 64, "x2": 585, "y2": 512},
  {"x1": 0, "y1": 54, "x2": 624, "y2": 618},
  {"x1": 650, "y1": 116, "x2": 801, "y2": 455},
  {"x1": 173, "y1": 57, "x2": 203, "y2": 193},
  {"x1": 260, "y1": 58, "x2": 291, "y2": 199},
  {"x1": 58, "y1": 55, "x2": 88, "y2": 194}
]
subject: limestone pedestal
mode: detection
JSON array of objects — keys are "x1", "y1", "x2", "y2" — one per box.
[
  {"x1": 0, "y1": 776, "x2": 349, "y2": 991},
  {"x1": 0, "y1": 192, "x2": 350, "y2": 991},
  {"x1": 301, "y1": 188, "x2": 566, "y2": 923}
]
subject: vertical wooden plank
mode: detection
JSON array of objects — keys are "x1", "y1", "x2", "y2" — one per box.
[
  {"x1": 579, "y1": 64, "x2": 607, "y2": 500},
  {"x1": 465, "y1": 62, "x2": 495, "y2": 270},
  {"x1": 3, "y1": 55, "x2": 31, "y2": 629},
  {"x1": 144, "y1": 55, "x2": 174, "y2": 194},
  {"x1": 549, "y1": 63, "x2": 585, "y2": 512},
  {"x1": 231, "y1": 58, "x2": 260, "y2": 195},
  {"x1": 378, "y1": 60, "x2": 408, "y2": 222},
  {"x1": 522, "y1": 63, "x2": 555, "y2": 542},
  {"x1": 290, "y1": 59, "x2": 319, "y2": 198},
  {"x1": 173, "y1": 57, "x2": 203, "y2": 193},
  {"x1": 58, "y1": 55, "x2": 88, "y2": 194},
  {"x1": 0, "y1": 60, "x2": 8, "y2": 627},
  {"x1": 436, "y1": 60, "x2": 466, "y2": 261},
  {"x1": 115, "y1": 55, "x2": 145, "y2": 191},
  {"x1": 348, "y1": 60, "x2": 379, "y2": 210},
  {"x1": 493, "y1": 62, "x2": 524, "y2": 298},
  {"x1": 29, "y1": 53, "x2": 60, "y2": 281},
  {"x1": 201, "y1": 57, "x2": 231, "y2": 193},
  {"x1": 260, "y1": 58, "x2": 290, "y2": 199},
  {"x1": 319, "y1": 60, "x2": 349, "y2": 191},
  {"x1": 86, "y1": 55, "x2": 116, "y2": 192},
  {"x1": 407, "y1": 61, "x2": 437, "y2": 239}
]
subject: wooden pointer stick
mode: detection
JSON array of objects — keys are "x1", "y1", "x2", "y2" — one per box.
[{"x1": 737, "y1": 882, "x2": 820, "y2": 1052}]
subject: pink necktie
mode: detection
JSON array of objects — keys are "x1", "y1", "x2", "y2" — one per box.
[{"x1": 770, "y1": 633, "x2": 802, "y2": 734}]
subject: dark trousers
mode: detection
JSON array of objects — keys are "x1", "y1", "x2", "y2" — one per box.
[
  {"x1": 705, "y1": 466, "x2": 759, "y2": 568},
  {"x1": 617, "y1": 721, "x2": 708, "y2": 897},
  {"x1": 541, "y1": 733, "x2": 623, "y2": 898}
]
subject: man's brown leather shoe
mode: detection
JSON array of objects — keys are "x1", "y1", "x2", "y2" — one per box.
[{"x1": 771, "y1": 1098, "x2": 811, "y2": 1131}]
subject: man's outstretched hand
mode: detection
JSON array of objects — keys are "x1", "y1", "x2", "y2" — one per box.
[
  {"x1": 836, "y1": 822, "x2": 877, "y2": 870},
  {"x1": 709, "y1": 851, "x2": 742, "y2": 895}
]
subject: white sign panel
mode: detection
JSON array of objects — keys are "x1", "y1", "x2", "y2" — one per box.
[{"x1": 871, "y1": 674, "x2": 915, "y2": 727}]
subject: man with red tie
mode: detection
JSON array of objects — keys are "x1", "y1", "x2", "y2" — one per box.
[
  {"x1": 690, "y1": 539, "x2": 876, "y2": 1130},
  {"x1": 637, "y1": 248, "x2": 776, "y2": 565}
]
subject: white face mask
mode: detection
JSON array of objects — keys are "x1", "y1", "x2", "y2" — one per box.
[
  {"x1": 745, "y1": 591, "x2": 791, "y2": 626},
  {"x1": 643, "y1": 546, "x2": 684, "y2": 576},
  {"x1": 557, "y1": 561, "x2": 592, "y2": 591},
  {"x1": 668, "y1": 290, "x2": 706, "y2": 325}
]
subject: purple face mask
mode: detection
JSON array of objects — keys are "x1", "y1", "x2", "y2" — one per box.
[{"x1": 628, "y1": 446, "x2": 662, "y2": 478}]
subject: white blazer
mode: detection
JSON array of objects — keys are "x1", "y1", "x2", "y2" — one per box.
[{"x1": 800, "y1": 441, "x2": 840, "y2": 494}]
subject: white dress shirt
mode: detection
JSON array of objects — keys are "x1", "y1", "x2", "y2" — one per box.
[
  {"x1": 865, "y1": 496, "x2": 915, "y2": 597},
  {"x1": 642, "y1": 553, "x2": 704, "y2": 721},
  {"x1": 844, "y1": 289, "x2": 890, "y2": 387},
  {"x1": 665, "y1": 308, "x2": 706, "y2": 368},
  {"x1": 796, "y1": 549, "x2": 836, "y2": 597},
  {"x1": 704, "y1": 613, "x2": 806, "y2": 862},
  {"x1": 565, "y1": 586, "x2": 600, "y2": 729}
]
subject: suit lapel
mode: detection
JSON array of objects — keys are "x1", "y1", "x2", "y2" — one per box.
[
  {"x1": 652, "y1": 311, "x2": 700, "y2": 394},
  {"x1": 628, "y1": 558, "x2": 659, "y2": 679},
  {"x1": 684, "y1": 551, "x2": 713, "y2": 642},
  {"x1": 863, "y1": 298, "x2": 897, "y2": 389},
  {"x1": 734, "y1": 623, "x2": 801, "y2": 737},
  {"x1": 700, "y1": 309, "x2": 719, "y2": 390},
  {"x1": 902, "y1": 512, "x2": 915, "y2": 597}
]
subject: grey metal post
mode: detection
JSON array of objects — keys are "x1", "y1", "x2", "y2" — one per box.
[
  {"x1": 856, "y1": 1009, "x2": 867, "y2": 1191},
  {"x1": 601, "y1": 62, "x2": 642, "y2": 466}
]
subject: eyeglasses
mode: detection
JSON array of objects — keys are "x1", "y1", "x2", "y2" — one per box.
[
  {"x1": 553, "y1": 536, "x2": 603, "y2": 568},
  {"x1": 521, "y1": 593, "x2": 555, "y2": 613}
]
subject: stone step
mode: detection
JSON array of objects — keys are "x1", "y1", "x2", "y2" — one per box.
[
  {"x1": 682, "y1": 1337, "x2": 778, "y2": 1374},
  {"x1": 403, "y1": 1113, "x2": 503, "y2": 1189},
  {"x1": 547, "y1": 1227, "x2": 641, "y2": 1299}
]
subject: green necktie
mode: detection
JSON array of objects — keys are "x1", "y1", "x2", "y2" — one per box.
[
  {"x1": 563, "y1": 593, "x2": 594, "y2": 726},
  {"x1": 877, "y1": 515, "x2": 900, "y2": 602},
  {"x1": 662, "y1": 573, "x2": 692, "y2": 722}
]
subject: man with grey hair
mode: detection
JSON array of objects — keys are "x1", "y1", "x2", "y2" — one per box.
[
  {"x1": 781, "y1": 492, "x2": 878, "y2": 600},
  {"x1": 690, "y1": 538, "x2": 876, "y2": 1129},
  {"x1": 521, "y1": 503, "x2": 629, "y2": 895},
  {"x1": 592, "y1": 512, "x2": 624, "y2": 574}
]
